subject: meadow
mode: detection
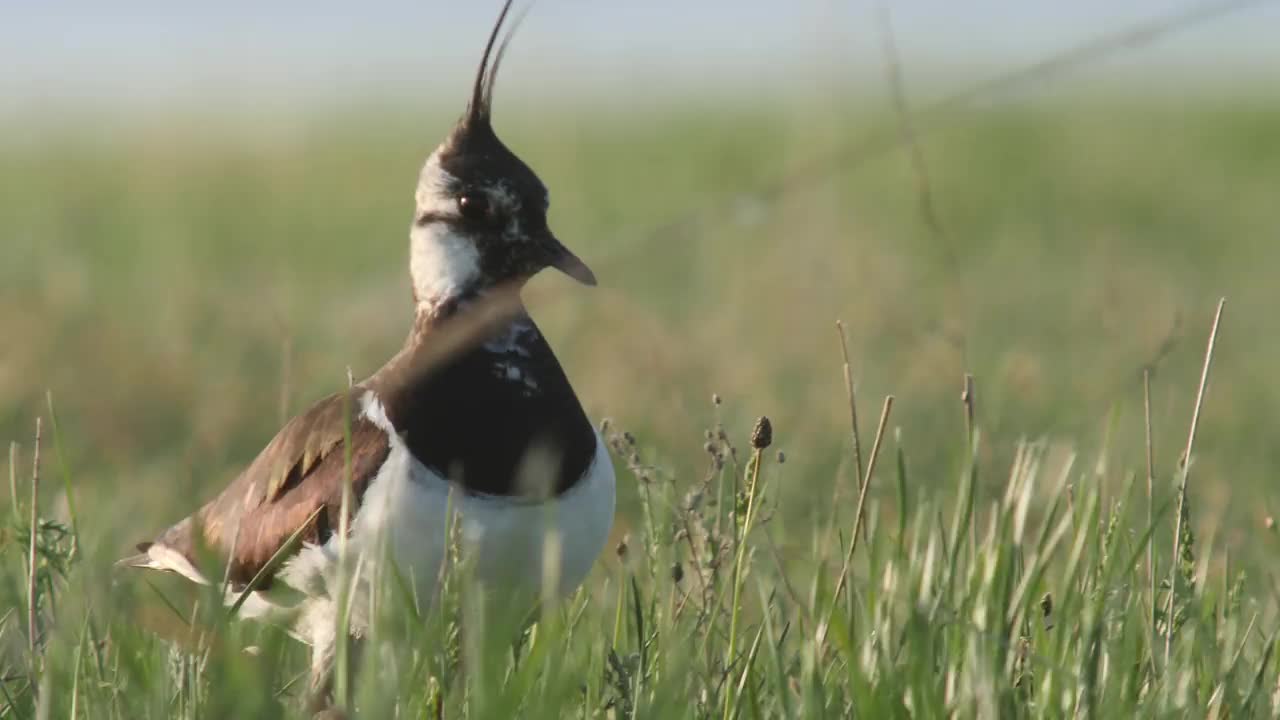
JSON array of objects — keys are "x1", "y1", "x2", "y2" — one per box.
[{"x1": 2, "y1": 77, "x2": 1279, "y2": 716}]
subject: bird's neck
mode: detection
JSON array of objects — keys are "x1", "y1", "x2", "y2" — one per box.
[
  {"x1": 365, "y1": 289, "x2": 535, "y2": 408},
  {"x1": 411, "y1": 279, "x2": 527, "y2": 330},
  {"x1": 409, "y1": 225, "x2": 484, "y2": 315},
  {"x1": 388, "y1": 283, "x2": 527, "y2": 368}
]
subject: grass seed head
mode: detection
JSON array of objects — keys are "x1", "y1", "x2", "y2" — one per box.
[{"x1": 751, "y1": 416, "x2": 772, "y2": 449}]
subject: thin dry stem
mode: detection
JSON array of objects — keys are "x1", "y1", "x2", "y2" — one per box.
[
  {"x1": 279, "y1": 334, "x2": 294, "y2": 426},
  {"x1": 8, "y1": 442, "x2": 17, "y2": 522},
  {"x1": 220, "y1": 518, "x2": 245, "y2": 601},
  {"x1": 962, "y1": 374, "x2": 977, "y2": 561},
  {"x1": 1164, "y1": 297, "x2": 1225, "y2": 665},
  {"x1": 828, "y1": 395, "x2": 895, "y2": 615},
  {"x1": 1143, "y1": 367, "x2": 1157, "y2": 673},
  {"x1": 622, "y1": 0, "x2": 1263, "y2": 268},
  {"x1": 835, "y1": 320, "x2": 867, "y2": 544},
  {"x1": 851, "y1": 396, "x2": 895, "y2": 554},
  {"x1": 962, "y1": 374, "x2": 976, "y2": 444},
  {"x1": 27, "y1": 417, "x2": 42, "y2": 662},
  {"x1": 877, "y1": 6, "x2": 951, "y2": 265},
  {"x1": 334, "y1": 380, "x2": 357, "y2": 709},
  {"x1": 723, "y1": 441, "x2": 767, "y2": 720}
]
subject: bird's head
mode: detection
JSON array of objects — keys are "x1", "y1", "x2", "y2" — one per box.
[{"x1": 410, "y1": 1, "x2": 595, "y2": 315}]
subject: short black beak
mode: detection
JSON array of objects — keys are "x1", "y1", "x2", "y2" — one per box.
[{"x1": 545, "y1": 233, "x2": 597, "y2": 286}]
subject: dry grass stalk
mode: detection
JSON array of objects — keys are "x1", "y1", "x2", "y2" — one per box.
[
  {"x1": 1164, "y1": 297, "x2": 1226, "y2": 665},
  {"x1": 835, "y1": 321, "x2": 867, "y2": 544},
  {"x1": 27, "y1": 417, "x2": 42, "y2": 664},
  {"x1": 1143, "y1": 367, "x2": 1158, "y2": 673},
  {"x1": 828, "y1": 395, "x2": 895, "y2": 621}
]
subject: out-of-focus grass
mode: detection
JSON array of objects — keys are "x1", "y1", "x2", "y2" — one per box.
[
  {"x1": 1, "y1": 92, "x2": 1279, "y2": 716},
  {"x1": 2, "y1": 96, "x2": 1276, "y2": 547}
]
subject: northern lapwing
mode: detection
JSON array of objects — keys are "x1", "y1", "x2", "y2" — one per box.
[{"x1": 120, "y1": 0, "x2": 615, "y2": 704}]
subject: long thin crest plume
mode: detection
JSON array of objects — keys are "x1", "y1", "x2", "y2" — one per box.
[
  {"x1": 483, "y1": 4, "x2": 532, "y2": 115},
  {"x1": 466, "y1": 0, "x2": 530, "y2": 125}
]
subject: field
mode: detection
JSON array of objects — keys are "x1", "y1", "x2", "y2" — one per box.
[{"x1": 2, "y1": 78, "x2": 1279, "y2": 717}]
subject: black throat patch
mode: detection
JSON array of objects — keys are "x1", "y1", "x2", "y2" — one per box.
[{"x1": 372, "y1": 309, "x2": 597, "y2": 498}]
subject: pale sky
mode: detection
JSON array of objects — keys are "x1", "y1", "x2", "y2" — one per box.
[{"x1": 3, "y1": 1, "x2": 1277, "y2": 113}]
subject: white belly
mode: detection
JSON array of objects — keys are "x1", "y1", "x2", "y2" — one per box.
[{"x1": 273, "y1": 422, "x2": 616, "y2": 629}]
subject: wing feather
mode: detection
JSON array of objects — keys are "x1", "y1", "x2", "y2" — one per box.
[{"x1": 141, "y1": 390, "x2": 391, "y2": 589}]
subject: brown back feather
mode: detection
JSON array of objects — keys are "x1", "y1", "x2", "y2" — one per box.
[{"x1": 152, "y1": 391, "x2": 390, "y2": 589}]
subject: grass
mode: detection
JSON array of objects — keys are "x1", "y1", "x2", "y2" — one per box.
[{"x1": 2, "y1": 84, "x2": 1280, "y2": 716}]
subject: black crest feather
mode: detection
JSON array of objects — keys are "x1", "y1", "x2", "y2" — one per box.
[{"x1": 466, "y1": 0, "x2": 531, "y2": 127}]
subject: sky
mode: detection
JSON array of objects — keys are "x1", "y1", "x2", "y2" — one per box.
[{"x1": 3, "y1": 1, "x2": 1277, "y2": 114}]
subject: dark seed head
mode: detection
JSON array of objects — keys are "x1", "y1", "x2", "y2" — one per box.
[
  {"x1": 776, "y1": 450, "x2": 786, "y2": 464},
  {"x1": 712, "y1": 393, "x2": 722, "y2": 406},
  {"x1": 623, "y1": 431, "x2": 636, "y2": 446},
  {"x1": 671, "y1": 562, "x2": 684, "y2": 583},
  {"x1": 751, "y1": 416, "x2": 773, "y2": 449}
]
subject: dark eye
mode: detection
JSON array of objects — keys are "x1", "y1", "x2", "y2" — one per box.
[{"x1": 457, "y1": 192, "x2": 491, "y2": 221}]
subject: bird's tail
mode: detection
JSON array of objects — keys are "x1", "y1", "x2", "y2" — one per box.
[{"x1": 115, "y1": 541, "x2": 211, "y2": 586}]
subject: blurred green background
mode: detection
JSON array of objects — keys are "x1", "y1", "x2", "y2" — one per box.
[{"x1": 2, "y1": 2, "x2": 1278, "y2": 573}]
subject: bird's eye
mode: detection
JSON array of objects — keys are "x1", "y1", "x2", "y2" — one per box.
[{"x1": 457, "y1": 192, "x2": 491, "y2": 221}]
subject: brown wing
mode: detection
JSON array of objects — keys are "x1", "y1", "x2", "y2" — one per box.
[{"x1": 144, "y1": 390, "x2": 391, "y2": 589}]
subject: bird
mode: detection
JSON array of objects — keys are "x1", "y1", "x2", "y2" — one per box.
[{"x1": 119, "y1": 0, "x2": 616, "y2": 707}]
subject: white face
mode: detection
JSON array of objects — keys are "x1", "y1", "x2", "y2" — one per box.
[
  {"x1": 407, "y1": 125, "x2": 593, "y2": 308},
  {"x1": 409, "y1": 151, "x2": 482, "y2": 312}
]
